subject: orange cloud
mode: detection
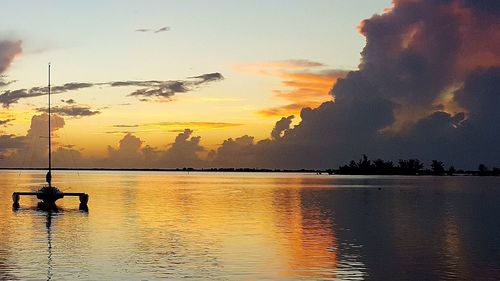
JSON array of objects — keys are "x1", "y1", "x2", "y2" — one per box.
[
  {"x1": 107, "y1": 121, "x2": 244, "y2": 134},
  {"x1": 258, "y1": 71, "x2": 346, "y2": 117},
  {"x1": 236, "y1": 60, "x2": 348, "y2": 118}
]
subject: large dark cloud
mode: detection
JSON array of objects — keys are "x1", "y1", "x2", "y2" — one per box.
[
  {"x1": 0, "y1": 72, "x2": 224, "y2": 107},
  {"x1": 459, "y1": 0, "x2": 500, "y2": 13},
  {"x1": 208, "y1": 0, "x2": 500, "y2": 169}
]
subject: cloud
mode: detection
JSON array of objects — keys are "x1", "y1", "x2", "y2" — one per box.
[
  {"x1": 190, "y1": 72, "x2": 225, "y2": 83},
  {"x1": 127, "y1": 81, "x2": 188, "y2": 100},
  {"x1": 0, "y1": 118, "x2": 14, "y2": 126},
  {"x1": 142, "y1": 121, "x2": 242, "y2": 130},
  {"x1": 237, "y1": 60, "x2": 348, "y2": 117},
  {"x1": 61, "y1": 99, "x2": 75, "y2": 104},
  {"x1": 261, "y1": 70, "x2": 348, "y2": 117},
  {"x1": 0, "y1": 82, "x2": 93, "y2": 108},
  {"x1": 105, "y1": 133, "x2": 144, "y2": 167},
  {"x1": 36, "y1": 105, "x2": 101, "y2": 117},
  {"x1": 0, "y1": 113, "x2": 65, "y2": 167},
  {"x1": 0, "y1": 79, "x2": 16, "y2": 88},
  {"x1": 3, "y1": 1, "x2": 500, "y2": 170},
  {"x1": 235, "y1": 59, "x2": 325, "y2": 74},
  {"x1": 209, "y1": 0, "x2": 500, "y2": 169},
  {"x1": 257, "y1": 104, "x2": 304, "y2": 118},
  {"x1": 102, "y1": 130, "x2": 205, "y2": 168},
  {"x1": 211, "y1": 135, "x2": 256, "y2": 167},
  {"x1": 112, "y1": 124, "x2": 139, "y2": 128},
  {"x1": 0, "y1": 72, "x2": 224, "y2": 107},
  {"x1": 154, "y1": 26, "x2": 171, "y2": 33},
  {"x1": 271, "y1": 115, "x2": 294, "y2": 140},
  {"x1": 52, "y1": 146, "x2": 84, "y2": 167},
  {"x1": 0, "y1": 134, "x2": 25, "y2": 153},
  {"x1": 117, "y1": 74, "x2": 223, "y2": 101},
  {"x1": 0, "y1": 40, "x2": 22, "y2": 89},
  {"x1": 135, "y1": 26, "x2": 171, "y2": 33},
  {"x1": 159, "y1": 129, "x2": 204, "y2": 167},
  {"x1": 111, "y1": 73, "x2": 223, "y2": 101},
  {"x1": 105, "y1": 121, "x2": 243, "y2": 135},
  {"x1": 0, "y1": 40, "x2": 22, "y2": 75}
]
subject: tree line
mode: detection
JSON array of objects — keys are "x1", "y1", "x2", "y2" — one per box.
[{"x1": 337, "y1": 155, "x2": 500, "y2": 176}]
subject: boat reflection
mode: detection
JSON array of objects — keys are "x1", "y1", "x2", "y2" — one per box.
[{"x1": 46, "y1": 212, "x2": 54, "y2": 281}]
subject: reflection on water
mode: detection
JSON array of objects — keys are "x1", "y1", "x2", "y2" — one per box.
[
  {"x1": 1, "y1": 171, "x2": 500, "y2": 280},
  {"x1": 46, "y1": 212, "x2": 53, "y2": 281}
]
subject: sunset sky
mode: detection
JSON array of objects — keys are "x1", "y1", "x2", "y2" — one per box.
[
  {"x1": 1, "y1": 1, "x2": 389, "y2": 154},
  {"x1": 1, "y1": 0, "x2": 499, "y2": 169}
]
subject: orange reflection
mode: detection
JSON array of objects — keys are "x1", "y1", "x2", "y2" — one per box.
[
  {"x1": 131, "y1": 174, "x2": 338, "y2": 279},
  {"x1": 1, "y1": 172, "x2": 339, "y2": 279},
  {"x1": 270, "y1": 184, "x2": 338, "y2": 279}
]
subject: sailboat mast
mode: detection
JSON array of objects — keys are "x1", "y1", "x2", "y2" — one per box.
[{"x1": 48, "y1": 63, "x2": 51, "y2": 174}]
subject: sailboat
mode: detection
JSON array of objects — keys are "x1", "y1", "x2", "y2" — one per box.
[{"x1": 12, "y1": 64, "x2": 89, "y2": 211}]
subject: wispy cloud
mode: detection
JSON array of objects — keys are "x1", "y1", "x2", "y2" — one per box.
[
  {"x1": 235, "y1": 60, "x2": 325, "y2": 75},
  {"x1": 120, "y1": 73, "x2": 224, "y2": 102},
  {"x1": 0, "y1": 82, "x2": 93, "y2": 108},
  {"x1": 0, "y1": 78, "x2": 16, "y2": 88},
  {"x1": 61, "y1": 99, "x2": 75, "y2": 104},
  {"x1": 148, "y1": 121, "x2": 243, "y2": 130},
  {"x1": 135, "y1": 26, "x2": 171, "y2": 33},
  {"x1": 109, "y1": 121, "x2": 243, "y2": 134},
  {"x1": 0, "y1": 118, "x2": 14, "y2": 126},
  {"x1": 236, "y1": 60, "x2": 348, "y2": 117},
  {"x1": 36, "y1": 105, "x2": 100, "y2": 118},
  {"x1": 257, "y1": 104, "x2": 304, "y2": 118},
  {"x1": 190, "y1": 73, "x2": 224, "y2": 83},
  {"x1": 0, "y1": 72, "x2": 224, "y2": 107},
  {"x1": 154, "y1": 26, "x2": 170, "y2": 33},
  {"x1": 112, "y1": 124, "x2": 139, "y2": 128}
]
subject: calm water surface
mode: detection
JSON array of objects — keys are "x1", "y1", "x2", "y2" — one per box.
[{"x1": 1, "y1": 171, "x2": 499, "y2": 280}]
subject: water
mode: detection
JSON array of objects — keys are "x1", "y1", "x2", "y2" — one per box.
[{"x1": 1, "y1": 171, "x2": 499, "y2": 280}]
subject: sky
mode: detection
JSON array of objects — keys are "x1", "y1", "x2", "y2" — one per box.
[{"x1": 1, "y1": 0, "x2": 500, "y2": 169}]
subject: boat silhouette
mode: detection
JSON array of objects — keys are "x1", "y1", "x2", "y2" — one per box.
[{"x1": 12, "y1": 64, "x2": 89, "y2": 211}]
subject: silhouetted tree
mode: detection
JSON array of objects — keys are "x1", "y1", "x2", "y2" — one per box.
[
  {"x1": 373, "y1": 158, "x2": 394, "y2": 174},
  {"x1": 431, "y1": 160, "x2": 445, "y2": 175},
  {"x1": 357, "y1": 154, "x2": 372, "y2": 173},
  {"x1": 478, "y1": 164, "x2": 489, "y2": 176},
  {"x1": 398, "y1": 159, "x2": 424, "y2": 175},
  {"x1": 493, "y1": 167, "x2": 500, "y2": 176},
  {"x1": 447, "y1": 166, "x2": 456, "y2": 176}
]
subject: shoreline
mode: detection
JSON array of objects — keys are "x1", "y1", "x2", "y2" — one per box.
[{"x1": 0, "y1": 167, "x2": 497, "y2": 176}]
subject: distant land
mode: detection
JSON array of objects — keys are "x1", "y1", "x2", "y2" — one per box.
[{"x1": 1, "y1": 158, "x2": 499, "y2": 177}]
